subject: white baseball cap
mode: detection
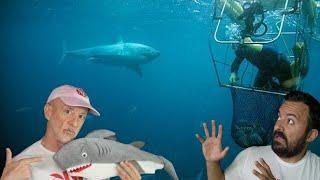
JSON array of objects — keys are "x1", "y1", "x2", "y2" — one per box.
[{"x1": 46, "y1": 85, "x2": 100, "y2": 116}]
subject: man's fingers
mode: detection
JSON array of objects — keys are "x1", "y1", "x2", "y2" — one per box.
[
  {"x1": 211, "y1": 120, "x2": 216, "y2": 138},
  {"x1": 19, "y1": 156, "x2": 43, "y2": 165},
  {"x1": 121, "y1": 161, "x2": 134, "y2": 179},
  {"x1": 203, "y1": 123, "x2": 210, "y2": 138},
  {"x1": 253, "y1": 169, "x2": 265, "y2": 179},
  {"x1": 259, "y1": 158, "x2": 271, "y2": 171},
  {"x1": 195, "y1": 134, "x2": 205, "y2": 144},
  {"x1": 221, "y1": 147, "x2": 230, "y2": 158},
  {"x1": 255, "y1": 161, "x2": 268, "y2": 175},
  {"x1": 217, "y1": 124, "x2": 223, "y2": 140},
  {"x1": 259, "y1": 158, "x2": 275, "y2": 177},
  {"x1": 124, "y1": 161, "x2": 141, "y2": 179},
  {"x1": 5, "y1": 148, "x2": 12, "y2": 165},
  {"x1": 117, "y1": 161, "x2": 141, "y2": 180},
  {"x1": 117, "y1": 164, "x2": 129, "y2": 180}
]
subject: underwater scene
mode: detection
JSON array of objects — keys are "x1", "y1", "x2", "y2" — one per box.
[{"x1": 1, "y1": 0, "x2": 320, "y2": 179}]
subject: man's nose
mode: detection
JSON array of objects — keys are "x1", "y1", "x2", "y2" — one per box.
[
  {"x1": 274, "y1": 118, "x2": 285, "y2": 131},
  {"x1": 69, "y1": 116, "x2": 79, "y2": 127}
]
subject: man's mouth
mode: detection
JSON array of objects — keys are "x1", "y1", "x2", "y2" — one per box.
[
  {"x1": 273, "y1": 132, "x2": 287, "y2": 144},
  {"x1": 274, "y1": 134, "x2": 285, "y2": 142},
  {"x1": 64, "y1": 129, "x2": 75, "y2": 136}
]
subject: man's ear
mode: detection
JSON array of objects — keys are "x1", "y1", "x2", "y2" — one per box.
[
  {"x1": 44, "y1": 103, "x2": 52, "y2": 121},
  {"x1": 306, "y1": 129, "x2": 318, "y2": 143}
]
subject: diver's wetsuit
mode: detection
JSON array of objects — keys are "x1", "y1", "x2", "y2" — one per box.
[{"x1": 231, "y1": 45, "x2": 292, "y2": 89}]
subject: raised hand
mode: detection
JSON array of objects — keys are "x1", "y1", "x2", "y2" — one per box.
[
  {"x1": 1, "y1": 148, "x2": 42, "y2": 180},
  {"x1": 196, "y1": 120, "x2": 229, "y2": 163}
]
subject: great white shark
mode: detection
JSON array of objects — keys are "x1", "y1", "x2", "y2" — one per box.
[
  {"x1": 62, "y1": 41, "x2": 160, "y2": 77},
  {"x1": 53, "y1": 130, "x2": 178, "y2": 180}
]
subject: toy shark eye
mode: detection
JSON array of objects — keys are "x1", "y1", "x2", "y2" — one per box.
[{"x1": 82, "y1": 152, "x2": 87, "y2": 158}]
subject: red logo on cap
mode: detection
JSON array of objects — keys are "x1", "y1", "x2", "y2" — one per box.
[{"x1": 76, "y1": 88, "x2": 87, "y2": 97}]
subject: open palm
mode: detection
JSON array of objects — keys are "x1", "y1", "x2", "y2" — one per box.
[{"x1": 196, "y1": 120, "x2": 229, "y2": 162}]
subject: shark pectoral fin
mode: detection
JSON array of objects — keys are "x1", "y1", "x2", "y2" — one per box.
[
  {"x1": 129, "y1": 141, "x2": 145, "y2": 149},
  {"x1": 87, "y1": 57, "x2": 102, "y2": 63},
  {"x1": 127, "y1": 65, "x2": 143, "y2": 77}
]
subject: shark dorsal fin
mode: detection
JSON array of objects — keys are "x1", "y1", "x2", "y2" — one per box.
[
  {"x1": 117, "y1": 36, "x2": 124, "y2": 44},
  {"x1": 130, "y1": 141, "x2": 145, "y2": 149}
]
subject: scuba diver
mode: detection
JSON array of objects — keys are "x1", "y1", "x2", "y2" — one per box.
[
  {"x1": 229, "y1": 37, "x2": 309, "y2": 91},
  {"x1": 217, "y1": 0, "x2": 318, "y2": 33},
  {"x1": 237, "y1": 1, "x2": 267, "y2": 37}
]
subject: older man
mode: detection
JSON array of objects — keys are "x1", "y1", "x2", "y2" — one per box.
[{"x1": 1, "y1": 84, "x2": 140, "y2": 180}]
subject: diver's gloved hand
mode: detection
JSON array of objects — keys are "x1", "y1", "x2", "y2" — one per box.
[{"x1": 229, "y1": 72, "x2": 239, "y2": 84}]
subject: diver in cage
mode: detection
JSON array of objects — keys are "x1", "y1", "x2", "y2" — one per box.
[
  {"x1": 237, "y1": 1, "x2": 267, "y2": 37},
  {"x1": 216, "y1": 0, "x2": 317, "y2": 33},
  {"x1": 229, "y1": 37, "x2": 309, "y2": 91}
]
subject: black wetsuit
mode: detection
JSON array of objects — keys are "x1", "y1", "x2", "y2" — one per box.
[{"x1": 231, "y1": 46, "x2": 292, "y2": 89}]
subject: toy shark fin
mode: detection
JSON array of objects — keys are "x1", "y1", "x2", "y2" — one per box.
[
  {"x1": 85, "y1": 129, "x2": 117, "y2": 140},
  {"x1": 129, "y1": 141, "x2": 145, "y2": 149}
]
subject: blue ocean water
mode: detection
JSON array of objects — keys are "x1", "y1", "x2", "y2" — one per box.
[{"x1": 1, "y1": 0, "x2": 319, "y2": 179}]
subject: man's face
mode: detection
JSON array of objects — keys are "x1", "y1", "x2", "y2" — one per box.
[
  {"x1": 272, "y1": 101, "x2": 309, "y2": 158},
  {"x1": 46, "y1": 98, "x2": 88, "y2": 145}
]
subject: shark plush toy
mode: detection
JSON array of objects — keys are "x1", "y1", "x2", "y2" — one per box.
[{"x1": 53, "y1": 129, "x2": 179, "y2": 180}]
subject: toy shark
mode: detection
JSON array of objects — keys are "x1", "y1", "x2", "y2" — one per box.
[{"x1": 53, "y1": 130, "x2": 178, "y2": 180}]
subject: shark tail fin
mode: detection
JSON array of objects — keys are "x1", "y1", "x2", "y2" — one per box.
[
  {"x1": 158, "y1": 156, "x2": 179, "y2": 180},
  {"x1": 59, "y1": 40, "x2": 67, "y2": 64}
]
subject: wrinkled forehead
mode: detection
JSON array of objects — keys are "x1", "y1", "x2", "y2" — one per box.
[{"x1": 279, "y1": 101, "x2": 309, "y2": 120}]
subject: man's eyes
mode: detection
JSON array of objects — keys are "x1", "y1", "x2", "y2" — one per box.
[
  {"x1": 288, "y1": 119, "x2": 294, "y2": 125},
  {"x1": 277, "y1": 115, "x2": 295, "y2": 125},
  {"x1": 64, "y1": 109, "x2": 86, "y2": 119}
]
